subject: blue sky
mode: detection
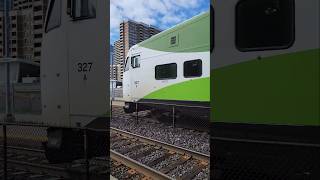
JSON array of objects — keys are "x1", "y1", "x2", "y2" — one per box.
[{"x1": 110, "y1": 0, "x2": 210, "y2": 45}]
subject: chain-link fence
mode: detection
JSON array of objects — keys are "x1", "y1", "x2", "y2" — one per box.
[
  {"x1": 114, "y1": 101, "x2": 210, "y2": 131},
  {"x1": 0, "y1": 122, "x2": 110, "y2": 180},
  {"x1": 1, "y1": 84, "x2": 109, "y2": 179},
  {"x1": 211, "y1": 137, "x2": 320, "y2": 180}
]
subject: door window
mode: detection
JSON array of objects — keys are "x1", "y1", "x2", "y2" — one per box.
[
  {"x1": 72, "y1": 0, "x2": 96, "y2": 20},
  {"x1": 184, "y1": 59, "x2": 202, "y2": 78}
]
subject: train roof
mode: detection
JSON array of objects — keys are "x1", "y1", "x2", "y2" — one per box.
[{"x1": 136, "y1": 11, "x2": 210, "y2": 53}]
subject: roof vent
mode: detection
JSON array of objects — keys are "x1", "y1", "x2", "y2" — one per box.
[{"x1": 169, "y1": 34, "x2": 179, "y2": 47}]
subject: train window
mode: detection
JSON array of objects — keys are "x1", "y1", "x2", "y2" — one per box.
[
  {"x1": 236, "y1": 0, "x2": 294, "y2": 51},
  {"x1": 155, "y1": 63, "x2": 177, "y2": 80},
  {"x1": 72, "y1": 0, "x2": 96, "y2": 20},
  {"x1": 131, "y1": 55, "x2": 140, "y2": 68},
  {"x1": 184, "y1": 59, "x2": 202, "y2": 78},
  {"x1": 124, "y1": 57, "x2": 130, "y2": 71},
  {"x1": 45, "y1": 0, "x2": 61, "y2": 32}
]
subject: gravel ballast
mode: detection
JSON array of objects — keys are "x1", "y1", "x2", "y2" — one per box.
[{"x1": 111, "y1": 106, "x2": 210, "y2": 155}]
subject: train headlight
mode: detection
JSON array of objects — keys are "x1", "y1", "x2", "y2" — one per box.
[{"x1": 47, "y1": 128, "x2": 63, "y2": 149}]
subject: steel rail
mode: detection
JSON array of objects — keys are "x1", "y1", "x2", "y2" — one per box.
[
  {"x1": 0, "y1": 145, "x2": 44, "y2": 153},
  {"x1": 111, "y1": 127, "x2": 210, "y2": 162},
  {"x1": 0, "y1": 157, "x2": 70, "y2": 178},
  {"x1": 111, "y1": 150, "x2": 173, "y2": 180}
]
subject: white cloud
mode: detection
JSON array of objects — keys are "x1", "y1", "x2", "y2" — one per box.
[{"x1": 110, "y1": 0, "x2": 208, "y2": 44}]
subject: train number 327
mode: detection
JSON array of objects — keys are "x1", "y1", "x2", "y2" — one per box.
[{"x1": 77, "y1": 62, "x2": 93, "y2": 72}]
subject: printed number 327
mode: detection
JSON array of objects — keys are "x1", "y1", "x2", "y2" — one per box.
[{"x1": 77, "y1": 62, "x2": 93, "y2": 72}]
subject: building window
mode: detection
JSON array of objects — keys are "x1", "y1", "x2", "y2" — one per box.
[
  {"x1": 34, "y1": 43, "x2": 41, "y2": 47},
  {"x1": 33, "y1": 5, "x2": 42, "y2": 12},
  {"x1": 34, "y1": 34, "x2": 43, "y2": 38},
  {"x1": 184, "y1": 59, "x2": 202, "y2": 78},
  {"x1": 131, "y1": 55, "x2": 140, "y2": 68},
  {"x1": 155, "y1": 63, "x2": 177, "y2": 80},
  {"x1": 71, "y1": 0, "x2": 96, "y2": 20},
  {"x1": 45, "y1": 0, "x2": 61, "y2": 32},
  {"x1": 34, "y1": 52, "x2": 41, "y2": 56},
  {"x1": 236, "y1": 0, "x2": 294, "y2": 51},
  {"x1": 34, "y1": 15, "x2": 42, "y2": 21},
  {"x1": 34, "y1": 24, "x2": 42, "y2": 29}
]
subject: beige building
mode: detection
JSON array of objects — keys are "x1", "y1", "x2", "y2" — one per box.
[
  {"x1": 114, "y1": 20, "x2": 161, "y2": 81},
  {"x1": 113, "y1": 39, "x2": 123, "y2": 81},
  {"x1": 0, "y1": 0, "x2": 48, "y2": 62},
  {"x1": 110, "y1": 64, "x2": 121, "y2": 81}
]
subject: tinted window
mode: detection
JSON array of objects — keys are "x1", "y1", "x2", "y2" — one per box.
[
  {"x1": 72, "y1": 0, "x2": 96, "y2": 20},
  {"x1": 45, "y1": 0, "x2": 61, "y2": 32},
  {"x1": 155, "y1": 63, "x2": 177, "y2": 80},
  {"x1": 184, "y1": 59, "x2": 202, "y2": 77},
  {"x1": 236, "y1": 0, "x2": 294, "y2": 51}
]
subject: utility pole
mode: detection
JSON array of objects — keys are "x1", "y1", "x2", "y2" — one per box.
[{"x1": 4, "y1": 0, "x2": 13, "y2": 122}]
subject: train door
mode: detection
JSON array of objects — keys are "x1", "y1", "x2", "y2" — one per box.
[
  {"x1": 213, "y1": 0, "x2": 319, "y2": 124},
  {"x1": 130, "y1": 54, "x2": 141, "y2": 101},
  {"x1": 66, "y1": 0, "x2": 108, "y2": 127},
  {"x1": 41, "y1": 0, "x2": 69, "y2": 126},
  {"x1": 212, "y1": 0, "x2": 319, "y2": 178}
]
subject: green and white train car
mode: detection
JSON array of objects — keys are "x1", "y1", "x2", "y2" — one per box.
[
  {"x1": 123, "y1": 12, "x2": 210, "y2": 115},
  {"x1": 211, "y1": 0, "x2": 319, "y2": 178}
]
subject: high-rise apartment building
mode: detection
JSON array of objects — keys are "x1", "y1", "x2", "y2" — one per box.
[
  {"x1": 0, "y1": 0, "x2": 48, "y2": 62},
  {"x1": 113, "y1": 39, "x2": 123, "y2": 81},
  {"x1": 114, "y1": 20, "x2": 161, "y2": 81}
]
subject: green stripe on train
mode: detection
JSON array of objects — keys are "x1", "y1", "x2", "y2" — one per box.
[
  {"x1": 212, "y1": 49, "x2": 320, "y2": 126},
  {"x1": 139, "y1": 12, "x2": 210, "y2": 53},
  {"x1": 144, "y1": 77, "x2": 210, "y2": 102}
]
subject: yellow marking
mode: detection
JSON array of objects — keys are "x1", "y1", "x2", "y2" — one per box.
[{"x1": 0, "y1": 135, "x2": 47, "y2": 141}]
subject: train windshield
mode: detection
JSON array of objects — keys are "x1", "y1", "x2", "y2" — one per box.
[
  {"x1": 45, "y1": 0, "x2": 61, "y2": 32},
  {"x1": 124, "y1": 57, "x2": 130, "y2": 71}
]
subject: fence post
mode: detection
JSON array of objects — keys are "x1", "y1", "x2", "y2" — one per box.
[
  {"x1": 135, "y1": 102, "x2": 138, "y2": 124},
  {"x1": 83, "y1": 128, "x2": 90, "y2": 180},
  {"x1": 3, "y1": 124, "x2": 7, "y2": 180},
  {"x1": 172, "y1": 106, "x2": 175, "y2": 128},
  {"x1": 110, "y1": 100, "x2": 113, "y2": 121}
]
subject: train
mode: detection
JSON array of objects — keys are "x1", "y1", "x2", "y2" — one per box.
[
  {"x1": 123, "y1": 12, "x2": 210, "y2": 127},
  {"x1": 41, "y1": 0, "x2": 108, "y2": 162},
  {"x1": 211, "y1": 0, "x2": 319, "y2": 179}
]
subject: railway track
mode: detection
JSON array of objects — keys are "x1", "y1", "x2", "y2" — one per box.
[
  {"x1": 110, "y1": 127, "x2": 210, "y2": 179},
  {"x1": 0, "y1": 145, "x2": 109, "y2": 180}
]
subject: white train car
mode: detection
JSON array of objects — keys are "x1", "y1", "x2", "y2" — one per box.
[
  {"x1": 123, "y1": 12, "x2": 210, "y2": 124},
  {"x1": 41, "y1": 0, "x2": 108, "y2": 162}
]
